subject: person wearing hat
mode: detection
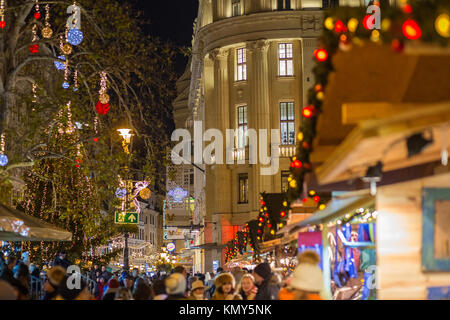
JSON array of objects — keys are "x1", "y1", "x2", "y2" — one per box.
[
  {"x1": 188, "y1": 280, "x2": 207, "y2": 300},
  {"x1": 211, "y1": 273, "x2": 242, "y2": 300},
  {"x1": 164, "y1": 273, "x2": 187, "y2": 300},
  {"x1": 253, "y1": 263, "x2": 280, "y2": 300},
  {"x1": 286, "y1": 251, "x2": 323, "y2": 300},
  {"x1": 53, "y1": 251, "x2": 71, "y2": 270},
  {"x1": 43, "y1": 266, "x2": 66, "y2": 300},
  {"x1": 102, "y1": 278, "x2": 120, "y2": 300}
]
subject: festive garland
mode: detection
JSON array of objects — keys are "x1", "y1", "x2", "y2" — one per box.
[{"x1": 285, "y1": 0, "x2": 450, "y2": 205}]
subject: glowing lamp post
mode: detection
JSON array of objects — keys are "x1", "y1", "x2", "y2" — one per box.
[{"x1": 117, "y1": 127, "x2": 133, "y2": 272}]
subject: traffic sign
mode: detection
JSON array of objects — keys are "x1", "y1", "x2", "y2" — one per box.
[{"x1": 114, "y1": 212, "x2": 139, "y2": 224}]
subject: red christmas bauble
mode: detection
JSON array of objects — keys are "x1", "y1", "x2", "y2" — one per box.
[
  {"x1": 34, "y1": 12, "x2": 41, "y2": 19},
  {"x1": 402, "y1": 19, "x2": 422, "y2": 40},
  {"x1": 302, "y1": 141, "x2": 311, "y2": 150},
  {"x1": 302, "y1": 105, "x2": 316, "y2": 119},
  {"x1": 402, "y1": 4, "x2": 412, "y2": 14},
  {"x1": 93, "y1": 138, "x2": 99, "y2": 142},
  {"x1": 96, "y1": 101, "x2": 110, "y2": 115},
  {"x1": 0, "y1": 21, "x2": 5, "y2": 29},
  {"x1": 314, "y1": 49, "x2": 328, "y2": 62},
  {"x1": 29, "y1": 44, "x2": 39, "y2": 54}
]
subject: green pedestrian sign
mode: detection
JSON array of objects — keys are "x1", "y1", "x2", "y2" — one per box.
[{"x1": 115, "y1": 212, "x2": 139, "y2": 224}]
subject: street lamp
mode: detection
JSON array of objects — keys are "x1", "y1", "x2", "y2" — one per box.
[{"x1": 118, "y1": 127, "x2": 133, "y2": 273}]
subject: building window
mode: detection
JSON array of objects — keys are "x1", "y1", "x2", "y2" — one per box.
[
  {"x1": 279, "y1": 43, "x2": 294, "y2": 77},
  {"x1": 238, "y1": 173, "x2": 249, "y2": 204},
  {"x1": 281, "y1": 171, "x2": 290, "y2": 192},
  {"x1": 232, "y1": 0, "x2": 242, "y2": 17},
  {"x1": 237, "y1": 106, "x2": 248, "y2": 148},
  {"x1": 280, "y1": 102, "x2": 295, "y2": 145},
  {"x1": 277, "y1": 0, "x2": 291, "y2": 10},
  {"x1": 236, "y1": 48, "x2": 247, "y2": 81}
]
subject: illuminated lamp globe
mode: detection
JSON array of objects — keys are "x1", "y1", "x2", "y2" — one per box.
[
  {"x1": 42, "y1": 27, "x2": 53, "y2": 39},
  {"x1": 67, "y1": 28, "x2": 84, "y2": 46},
  {"x1": 0, "y1": 154, "x2": 8, "y2": 167},
  {"x1": 117, "y1": 128, "x2": 133, "y2": 144},
  {"x1": 54, "y1": 56, "x2": 66, "y2": 70}
]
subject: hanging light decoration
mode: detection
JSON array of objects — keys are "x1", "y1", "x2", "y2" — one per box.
[
  {"x1": 67, "y1": 28, "x2": 84, "y2": 46},
  {"x1": 54, "y1": 55, "x2": 66, "y2": 70},
  {"x1": 0, "y1": 0, "x2": 6, "y2": 29},
  {"x1": 73, "y1": 69, "x2": 79, "y2": 92},
  {"x1": 62, "y1": 57, "x2": 70, "y2": 89},
  {"x1": 66, "y1": 2, "x2": 83, "y2": 46},
  {"x1": 96, "y1": 72, "x2": 110, "y2": 115},
  {"x1": 34, "y1": 0, "x2": 41, "y2": 19},
  {"x1": 0, "y1": 133, "x2": 8, "y2": 167},
  {"x1": 302, "y1": 105, "x2": 316, "y2": 118},
  {"x1": 29, "y1": 24, "x2": 39, "y2": 54},
  {"x1": 324, "y1": 17, "x2": 334, "y2": 31},
  {"x1": 41, "y1": 4, "x2": 53, "y2": 38},
  {"x1": 347, "y1": 18, "x2": 358, "y2": 33}
]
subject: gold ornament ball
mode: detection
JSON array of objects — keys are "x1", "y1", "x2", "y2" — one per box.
[
  {"x1": 62, "y1": 44, "x2": 73, "y2": 55},
  {"x1": 42, "y1": 27, "x2": 53, "y2": 39},
  {"x1": 324, "y1": 17, "x2": 334, "y2": 30},
  {"x1": 140, "y1": 188, "x2": 152, "y2": 200},
  {"x1": 347, "y1": 18, "x2": 359, "y2": 33},
  {"x1": 99, "y1": 93, "x2": 110, "y2": 104},
  {"x1": 316, "y1": 91, "x2": 325, "y2": 101}
]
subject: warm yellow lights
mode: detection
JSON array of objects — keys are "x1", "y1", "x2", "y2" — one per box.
[
  {"x1": 117, "y1": 128, "x2": 133, "y2": 144},
  {"x1": 435, "y1": 13, "x2": 450, "y2": 38},
  {"x1": 347, "y1": 18, "x2": 358, "y2": 33},
  {"x1": 324, "y1": 17, "x2": 334, "y2": 30}
]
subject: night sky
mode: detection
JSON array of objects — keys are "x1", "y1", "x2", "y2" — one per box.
[{"x1": 129, "y1": 0, "x2": 199, "y2": 75}]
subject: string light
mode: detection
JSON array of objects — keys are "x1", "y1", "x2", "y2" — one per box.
[
  {"x1": 0, "y1": 133, "x2": 7, "y2": 166},
  {"x1": 34, "y1": 0, "x2": 41, "y2": 19},
  {"x1": 42, "y1": 4, "x2": 53, "y2": 38},
  {"x1": 29, "y1": 24, "x2": 39, "y2": 54},
  {"x1": 73, "y1": 69, "x2": 79, "y2": 92},
  {"x1": 0, "y1": 0, "x2": 5, "y2": 29}
]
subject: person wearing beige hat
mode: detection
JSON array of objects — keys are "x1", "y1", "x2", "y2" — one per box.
[
  {"x1": 188, "y1": 280, "x2": 207, "y2": 300},
  {"x1": 287, "y1": 251, "x2": 324, "y2": 300}
]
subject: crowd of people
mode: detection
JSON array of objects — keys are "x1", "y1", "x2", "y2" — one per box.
[{"x1": 0, "y1": 250, "x2": 324, "y2": 300}]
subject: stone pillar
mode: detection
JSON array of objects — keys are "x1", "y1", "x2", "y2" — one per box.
[{"x1": 247, "y1": 40, "x2": 272, "y2": 205}]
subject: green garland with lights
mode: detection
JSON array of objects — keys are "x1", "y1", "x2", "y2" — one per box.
[{"x1": 285, "y1": 0, "x2": 450, "y2": 205}]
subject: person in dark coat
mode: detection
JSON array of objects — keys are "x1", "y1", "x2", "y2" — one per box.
[
  {"x1": 53, "y1": 251, "x2": 71, "y2": 270},
  {"x1": 0, "y1": 256, "x2": 17, "y2": 285},
  {"x1": 100, "y1": 266, "x2": 112, "y2": 282},
  {"x1": 253, "y1": 263, "x2": 280, "y2": 300}
]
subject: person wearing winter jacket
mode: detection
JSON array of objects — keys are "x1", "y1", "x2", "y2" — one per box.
[
  {"x1": 283, "y1": 251, "x2": 323, "y2": 300},
  {"x1": 211, "y1": 273, "x2": 242, "y2": 300},
  {"x1": 188, "y1": 280, "x2": 208, "y2": 300},
  {"x1": 253, "y1": 263, "x2": 280, "y2": 300},
  {"x1": 238, "y1": 274, "x2": 258, "y2": 300}
]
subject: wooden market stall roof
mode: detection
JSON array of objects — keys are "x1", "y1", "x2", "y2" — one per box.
[
  {"x1": 281, "y1": 191, "x2": 375, "y2": 235},
  {"x1": 311, "y1": 43, "x2": 450, "y2": 185}
]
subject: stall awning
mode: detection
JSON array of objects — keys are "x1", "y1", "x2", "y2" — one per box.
[
  {"x1": 0, "y1": 203, "x2": 72, "y2": 241},
  {"x1": 284, "y1": 192, "x2": 375, "y2": 235}
]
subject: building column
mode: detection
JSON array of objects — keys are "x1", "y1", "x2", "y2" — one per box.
[{"x1": 247, "y1": 40, "x2": 272, "y2": 203}]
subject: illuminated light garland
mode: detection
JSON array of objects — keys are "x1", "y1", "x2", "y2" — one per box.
[
  {"x1": 402, "y1": 19, "x2": 422, "y2": 40},
  {"x1": 34, "y1": 0, "x2": 41, "y2": 19},
  {"x1": 0, "y1": 133, "x2": 7, "y2": 167},
  {"x1": 73, "y1": 69, "x2": 79, "y2": 92},
  {"x1": 41, "y1": 4, "x2": 53, "y2": 38},
  {"x1": 435, "y1": 13, "x2": 450, "y2": 38},
  {"x1": 314, "y1": 49, "x2": 328, "y2": 62},
  {"x1": 0, "y1": 0, "x2": 5, "y2": 29},
  {"x1": 29, "y1": 24, "x2": 39, "y2": 54}
]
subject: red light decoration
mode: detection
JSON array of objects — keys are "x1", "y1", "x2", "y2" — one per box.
[
  {"x1": 402, "y1": 19, "x2": 422, "y2": 40},
  {"x1": 265, "y1": 213, "x2": 269, "y2": 217},
  {"x1": 391, "y1": 39, "x2": 405, "y2": 53},
  {"x1": 290, "y1": 159, "x2": 302, "y2": 169},
  {"x1": 334, "y1": 20, "x2": 344, "y2": 33},
  {"x1": 259, "y1": 217, "x2": 264, "y2": 223},
  {"x1": 260, "y1": 200, "x2": 265, "y2": 206},
  {"x1": 314, "y1": 84, "x2": 323, "y2": 92},
  {"x1": 34, "y1": 12, "x2": 41, "y2": 19},
  {"x1": 0, "y1": 21, "x2": 5, "y2": 29},
  {"x1": 93, "y1": 138, "x2": 99, "y2": 142},
  {"x1": 280, "y1": 211, "x2": 286, "y2": 217},
  {"x1": 302, "y1": 105, "x2": 316, "y2": 119},
  {"x1": 96, "y1": 101, "x2": 110, "y2": 115},
  {"x1": 268, "y1": 224, "x2": 272, "y2": 229},
  {"x1": 402, "y1": 4, "x2": 412, "y2": 14},
  {"x1": 314, "y1": 49, "x2": 328, "y2": 62},
  {"x1": 29, "y1": 44, "x2": 39, "y2": 54},
  {"x1": 314, "y1": 196, "x2": 320, "y2": 203},
  {"x1": 257, "y1": 229, "x2": 261, "y2": 234},
  {"x1": 302, "y1": 141, "x2": 311, "y2": 150},
  {"x1": 302, "y1": 198, "x2": 308, "y2": 203}
]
